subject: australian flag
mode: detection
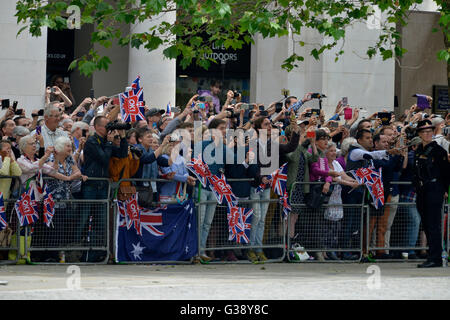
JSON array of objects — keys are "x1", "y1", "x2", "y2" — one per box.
[
  {"x1": 15, "y1": 188, "x2": 39, "y2": 227},
  {"x1": 0, "y1": 192, "x2": 7, "y2": 231},
  {"x1": 350, "y1": 166, "x2": 385, "y2": 209},
  {"x1": 42, "y1": 184, "x2": 55, "y2": 227},
  {"x1": 227, "y1": 206, "x2": 253, "y2": 244},
  {"x1": 116, "y1": 200, "x2": 198, "y2": 262},
  {"x1": 120, "y1": 76, "x2": 145, "y2": 123}
]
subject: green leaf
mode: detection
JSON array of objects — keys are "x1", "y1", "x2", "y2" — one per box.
[
  {"x1": 437, "y1": 49, "x2": 450, "y2": 61},
  {"x1": 163, "y1": 45, "x2": 179, "y2": 59},
  {"x1": 68, "y1": 59, "x2": 78, "y2": 71},
  {"x1": 79, "y1": 61, "x2": 97, "y2": 76},
  {"x1": 217, "y1": 2, "x2": 231, "y2": 17}
]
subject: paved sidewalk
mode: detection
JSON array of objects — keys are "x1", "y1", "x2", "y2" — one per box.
[{"x1": 0, "y1": 262, "x2": 449, "y2": 299}]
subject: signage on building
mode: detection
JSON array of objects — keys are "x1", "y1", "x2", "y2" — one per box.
[
  {"x1": 433, "y1": 85, "x2": 449, "y2": 115},
  {"x1": 177, "y1": 35, "x2": 251, "y2": 79}
]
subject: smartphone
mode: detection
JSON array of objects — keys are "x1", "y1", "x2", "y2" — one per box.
[
  {"x1": 259, "y1": 105, "x2": 265, "y2": 111},
  {"x1": 306, "y1": 131, "x2": 316, "y2": 138},
  {"x1": 51, "y1": 87, "x2": 56, "y2": 94},
  {"x1": 36, "y1": 126, "x2": 41, "y2": 135},
  {"x1": 76, "y1": 111, "x2": 86, "y2": 118},
  {"x1": 377, "y1": 112, "x2": 392, "y2": 125},
  {"x1": 90, "y1": 88, "x2": 95, "y2": 99},
  {"x1": 15, "y1": 109, "x2": 23, "y2": 115},
  {"x1": 311, "y1": 108, "x2": 320, "y2": 116},
  {"x1": 330, "y1": 121, "x2": 339, "y2": 128},
  {"x1": 82, "y1": 129, "x2": 88, "y2": 138},
  {"x1": 260, "y1": 110, "x2": 268, "y2": 117},
  {"x1": 305, "y1": 112, "x2": 312, "y2": 118},
  {"x1": 344, "y1": 107, "x2": 353, "y2": 120},
  {"x1": 12, "y1": 101, "x2": 18, "y2": 111},
  {"x1": 342, "y1": 97, "x2": 348, "y2": 105},
  {"x1": 275, "y1": 102, "x2": 283, "y2": 113},
  {"x1": 38, "y1": 109, "x2": 44, "y2": 116},
  {"x1": 1, "y1": 99, "x2": 10, "y2": 109},
  {"x1": 204, "y1": 96, "x2": 213, "y2": 103},
  {"x1": 241, "y1": 103, "x2": 249, "y2": 111},
  {"x1": 64, "y1": 77, "x2": 69, "y2": 83}
]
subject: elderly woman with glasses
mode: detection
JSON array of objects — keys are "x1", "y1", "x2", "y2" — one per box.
[{"x1": 16, "y1": 134, "x2": 71, "y2": 199}]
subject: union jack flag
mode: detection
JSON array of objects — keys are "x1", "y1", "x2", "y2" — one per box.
[
  {"x1": 42, "y1": 184, "x2": 55, "y2": 227},
  {"x1": 350, "y1": 166, "x2": 385, "y2": 209},
  {"x1": 15, "y1": 188, "x2": 39, "y2": 227},
  {"x1": 116, "y1": 200, "x2": 127, "y2": 228},
  {"x1": 140, "y1": 207, "x2": 164, "y2": 237},
  {"x1": 279, "y1": 190, "x2": 291, "y2": 219},
  {"x1": 0, "y1": 193, "x2": 7, "y2": 231},
  {"x1": 208, "y1": 174, "x2": 238, "y2": 208},
  {"x1": 186, "y1": 155, "x2": 213, "y2": 188},
  {"x1": 271, "y1": 163, "x2": 288, "y2": 196},
  {"x1": 120, "y1": 76, "x2": 145, "y2": 123},
  {"x1": 227, "y1": 206, "x2": 253, "y2": 244},
  {"x1": 125, "y1": 194, "x2": 142, "y2": 235}
]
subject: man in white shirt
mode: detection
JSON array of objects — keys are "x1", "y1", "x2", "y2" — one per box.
[{"x1": 31, "y1": 105, "x2": 68, "y2": 148}]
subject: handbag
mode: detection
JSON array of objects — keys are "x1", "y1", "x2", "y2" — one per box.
[
  {"x1": 117, "y1": 185, "x2": 136, "y2": 201},
  {"x1": 305, "y1": 182, "x2": 334, "y2": 209},
  {"x1": 0, "y1": 227, "x2": 12, "y2": 247}
]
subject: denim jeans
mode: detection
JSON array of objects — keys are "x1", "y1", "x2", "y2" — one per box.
[
  {"x1": 400, "y1": 194, "x2": 421, "y2": 255},
  {"x1": 249, "y1": 187, "x2": 271, "y2": 253},
  {"x1": 341, "y1": 186, "x2": 364, "y2": 250},
  {"x1": 197, "y1": 188, "x2": 217, "y2": 255}
]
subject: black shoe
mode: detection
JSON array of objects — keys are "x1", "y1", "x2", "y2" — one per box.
[
  {"x1": 417, "y1": 261, "x2": 442, "y2": 268},
  {"x1": 374, "y1": 253, "x2": 392, "y2": 260}
]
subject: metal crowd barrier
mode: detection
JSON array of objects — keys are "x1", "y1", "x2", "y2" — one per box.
[
  {"x1": 0, "y1": 177, "x2": 21, "y2": 265},
  {"x1": 23, "y1": 177, "x2": 111, "y2": 264},
  {"x1": 365, "y1": 182, "x2": 429, "y2": 261},
  {"x1": 287, "y1": 181, "x2": 365, "y2": 263},
  {"x1": 196, "y1": 177, "x2": 286, "y2": 264}
]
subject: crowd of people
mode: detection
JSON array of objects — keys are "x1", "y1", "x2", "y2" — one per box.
[{"x1": 0, "y1": 76, "x2": 449, "y2": 266}]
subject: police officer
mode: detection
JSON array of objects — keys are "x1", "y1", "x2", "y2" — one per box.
[{"x1": 414, "y1": 119, "x2": 450, "y2": 268}]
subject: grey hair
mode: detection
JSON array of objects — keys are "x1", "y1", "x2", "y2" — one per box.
[
  {"x1": 324, "y1": 141, "x2": 337, "y2": 154},
  {"x1": 44, "y1": 105, "x2": 60, "y2": 117},
  {"x1": 71, "y1": 121, "x2": 89, "y2": 134},
  {"x1": 340, "y1": 137, "x2": 357, "y2": 157},
  {"x1": 13, "y1": 126, "x2": 30, "y2": 137},
  {"x1": 54, "y1": 136, "x2": 72, "y2": 153},
  {"x1": 60, "y1": 118, "x2": 73, "y2": 127},
  {"x1": 18, "y1": 134, "x2": 35, "y2": 153}
]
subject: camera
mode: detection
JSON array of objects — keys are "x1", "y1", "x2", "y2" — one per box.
[
  {"x1": 14, "y1": 109, "x2": 23, "y2": 115},
  {"x1": 129, "y1": 145, "x2": 143, "y2": 158},
  {"x1": 275, "y1": 102, "x2": 283, "y2": 113},
  {"x1": 233, "y1": 91, "x2": 240, "y2": 98},
  {"x1": 311, "y1": 93, "x2": 326, "y2": 99},
  {"x1": 259, "y1": 110, "x2": 268, "y2": 117},
  {"x1": 226, "y1": 108, "x2": 239, "y2": 118},
  {"x1": 7, "y1": 136, "x2": 16, "y2": 143},
  {"x1": 12, "y1": 101, "x2": 18, "y2": 111},
  {"x1": 105, "y1": 120, "x2": 132, "y2": 132},
  {"x1": 1, "y1": 99, "x2": 10, "y2": 110},
  {"x1": 377, "y1": 112, "x2": 392, "y2": 125}
]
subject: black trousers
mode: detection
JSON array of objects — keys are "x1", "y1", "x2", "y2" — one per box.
[{"x1": 416, "y1": 182, "x2": 445, "y2": 264}]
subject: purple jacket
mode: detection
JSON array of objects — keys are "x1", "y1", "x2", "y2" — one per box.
[
  {"x1": 309, "y1": 157, "x2": 333, "y2": 183},
  {"x1": 198, "y1": 90, "x2": 221, "y2": 114}
]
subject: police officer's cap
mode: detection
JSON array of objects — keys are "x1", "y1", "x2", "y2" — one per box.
[{"x1": 416, "y1": 119, "x2": 435, "y2": 132}]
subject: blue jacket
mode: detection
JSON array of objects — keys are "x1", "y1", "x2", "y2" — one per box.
[{"x1": 132, "y1": 144, "x2": 169, "y2": 186}]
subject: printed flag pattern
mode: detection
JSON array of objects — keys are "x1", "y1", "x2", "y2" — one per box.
[
  {"x1": 15, "y1": 188, "x2": 39, "y2": 227},
  {"x1": 186, "y1": 157, "x2": 253, "y2": 243},
  {"x1": 0, "y1": 193, "x2": 7, "y2": 231},
  {"x1": 120, "y1": 76, "x2": 145, "y2": 123},
  {"x1": 255, "y1": 163, "x2": 291, "y2": 219},
  {"x1": 350, "y1": 166, "x2": 385, "y2": 209},
  {"x1": 116, "y1": 200, "x2": 197, "y2": 262},
  {"x1": 227, "y1": 206, "x2": 253, "y2": 244},
  {"x1": 42, "y1": 184, "x2": 55, "y2": 227}
]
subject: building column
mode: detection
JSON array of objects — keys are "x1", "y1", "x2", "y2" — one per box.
[
  {"x1": 0, "y1": 0, "x2": 47, "y2": 116},
  {"x1": 128, "y1": 12, "x2": 176, "y2": 110}
]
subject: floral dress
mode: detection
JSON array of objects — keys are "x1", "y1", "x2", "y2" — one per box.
[{"x1": 46, "y1": 154, "x2": 75, "y2": 208}]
